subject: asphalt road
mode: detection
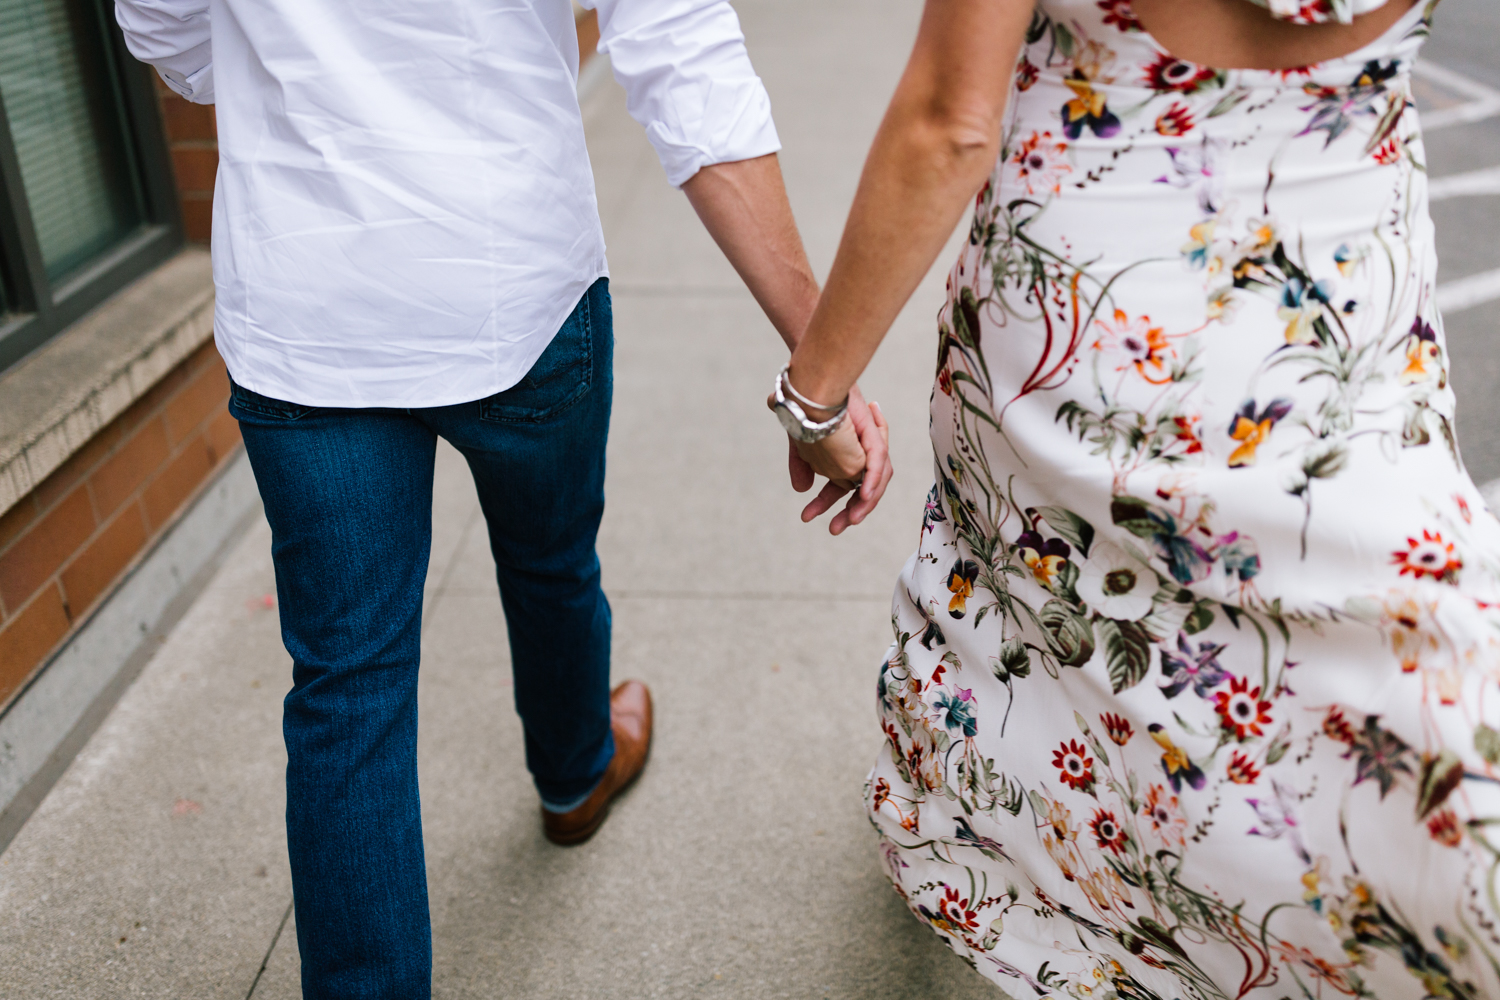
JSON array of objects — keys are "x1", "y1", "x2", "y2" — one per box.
[{"x1": 1421, "y1": 1, "x2": 1500, "y2": 484}]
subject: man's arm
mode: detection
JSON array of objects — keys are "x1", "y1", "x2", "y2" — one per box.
[
  {"x1": 582, "y1": 0, "x2": 892, "y2": 531},
  {"x1": 680, "y1": 154, "x2": 817, "y2": 350},
  {"x1": 114, "y1": 0, "x2": 215, "y2": 103},
  {"x1": 682, "y1": 154, "x2": 891, "y2": 533}
]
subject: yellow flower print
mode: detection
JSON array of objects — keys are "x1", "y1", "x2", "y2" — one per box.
[
  {"x1": 1228, "y1": 398, "x2": 1293, "y2": 467},
  {"x1": 1277, "y1": 277, "x2": 1332, "y2": 345},
  {"x1": 947, "y1": 558, "x2": 980, "y2": 618},
  {"x1": 1334, "y1": 241, "x2": 1368, "y2": 277},
  {"x1": 1181, "y1": 218, "x2": 1218, "y2": 269},
  {"x1": 1016, "y1": 529, "x2": 1072, "y2": 589},
  {"x1": 1399, "y1": 318, "x2": 1441, "y2": 386},
  {"x1": 1062, "y1": 75, "x2": 1122, "y2": 139},
  {"x1": 1376, "y1": 590, "x2": 1441, "y2": 673},
  {"x1": 1245, "y1": 216, "x2": 1278, "y2": 255},
  {"x1": 1207, "y1": 287, "x2": 1239, "y2": 322},
  {"x1": 1065, "y1": 76, "x2": 1107, "y2": 116}
]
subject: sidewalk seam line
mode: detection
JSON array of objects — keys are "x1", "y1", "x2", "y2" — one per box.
[
  {"x1": 244, "y1": 899, "x2": 294, "y2": 1000},
  {"x1": 423, "y1": 505, "x2": 483, "y2": 630}
]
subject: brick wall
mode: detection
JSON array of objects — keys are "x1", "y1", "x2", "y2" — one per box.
[
  {"x1": 0, "y1": 342, "x2": 241, "y2": 708},
  {"x1": 155, "y1": 80, "x2": 216, "y2": 244}
]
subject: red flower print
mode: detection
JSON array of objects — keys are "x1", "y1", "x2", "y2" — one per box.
[
  {"x1": 1097, "y1": 0, "x2": 1143, "y2": 31},
  {"x1": 1052, "y1": 739, "x2": 1096, "y2": 792},
  {"x1": 1090, "y1": 809, "x2": 1127, "y2": 853},
  {"x1": 1322, "y1": 706, "x2": 1356, "y2": 744},
  {"x1": 1392, "y1": 530, "x2": 1462, "y2": 583},
  {"x1": 1155, "y1": 102, "x2": 1195, "y2": 137},
  {"x1": 938, "y1": 886, "x2": 981, "y2": 932},
  {"x1": 1226, "y1": 751, "x2": 1261, "y2": 785},
  {"x1": 1092, "y1": 309, "x2": 1174, "y2": 383},
  {"x1": 1100, "y1": 712, "x2": 1134, "y2": 746},
  {"x1": 938, "y1": 367, "x2": 952, "y2": 396},
  {"x1": 1141, "y1": 784, "x2": 1186, "y2": 847},
  {"x1": 1371, "y1": 136, "x2": 1402, "y2": 165},
  {"x1": 1275, "y1": 942, "x2": 1350, "y2": 993},
  {"x1": 1427, "y1": 808, "x2": 1462, "y2": 847},
  {"x1": 1007, "y1": 131, "x2": 1072, "y2": 197},
  {"x1": 1015, "y1": 58, "x2": 1039, "y2": 92},
  {"x1": 1214, "y1": 676, "x2": 1272, "y2": 741},
  {"x1": 1143, "y1": 53, "x2": 1218, "y2": 94},
  {"x1": 872, "y1": 777, "x2": 891, "y2": 810},
  {"x1": 1456, "y1": 494, "x2": 1473, "y2": 524},
  {"x1": 1169, "y1": 414, "x2": 1204, "y2": 454}
]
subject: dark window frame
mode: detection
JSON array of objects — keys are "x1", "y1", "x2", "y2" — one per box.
[{"x1": 0, "y1": 0, "x2": 184, "y2": 374}]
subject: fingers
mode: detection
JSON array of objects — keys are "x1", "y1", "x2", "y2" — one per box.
[
  {"x1": 794, "y1": 421, "x2": 867, "y2": 484},
  {"x1": 829, "y1": 401, "x2": 893, "y2": 533},
  {"x1": 858, "y1": 400, "x2": 891, "y2": 502},
  {"x1": 788, "y1": 439, "x2": 815, "y2": 493},
  {"x1": 801, "y1": 480, "x2": 851, "y2": 523},
  {"x1": 789, "y1": 392, "x2": 894, "y2": 535}
]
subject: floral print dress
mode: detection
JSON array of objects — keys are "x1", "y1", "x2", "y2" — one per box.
[{"x1": 867, "y1": 2, "x2": 1500, "y2": 997}]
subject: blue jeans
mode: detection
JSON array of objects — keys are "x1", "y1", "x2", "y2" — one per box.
[{"x1": 230, "y1": 279, "x2": 615, "y2": 1000}]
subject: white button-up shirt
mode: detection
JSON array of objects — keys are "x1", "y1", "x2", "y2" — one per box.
[{"x1": 114, "y1": 0, "x2": 780, "y2": 407}]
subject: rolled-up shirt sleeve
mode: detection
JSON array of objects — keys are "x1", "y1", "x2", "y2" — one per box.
[
  {"x1": 583, "y1": 0, "x2": 780, "y2": 187},
  {"x1": 114, "y1": 0, "x2": 214, "y2": 104}
]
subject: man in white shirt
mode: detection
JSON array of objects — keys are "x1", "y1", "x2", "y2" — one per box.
[{"x1": 113, "y1": 0, "x2": 889, "y2": 995}]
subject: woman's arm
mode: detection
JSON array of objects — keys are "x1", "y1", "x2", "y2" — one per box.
[
  {"x1": 779, "y1": 0, "x2": 1035, "y2": 485},
  {"x1": 682, "y1": 154, "x2": 894, "y2": 532}
]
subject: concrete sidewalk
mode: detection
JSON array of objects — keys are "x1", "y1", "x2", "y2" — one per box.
[{"x1": 0, "y1": 2, "x2": 999, "y2": 997}]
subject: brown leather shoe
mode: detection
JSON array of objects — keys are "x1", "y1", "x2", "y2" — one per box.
[{"x1": 542, "y1": 680, "x2": 653, "y2": 846}]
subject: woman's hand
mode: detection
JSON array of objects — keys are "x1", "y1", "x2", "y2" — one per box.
[{"x1": 776, "y1": 387, "x2": 892, "y2": 535}]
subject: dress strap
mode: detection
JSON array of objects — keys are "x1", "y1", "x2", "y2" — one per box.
[{"x1": 1242, "y1": 0, "x2": 1391, "y2": 24}]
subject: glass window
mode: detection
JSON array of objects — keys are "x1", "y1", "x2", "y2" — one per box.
[
  {"x1": 0, "y1": 0, "x2": 144, "y2": 280},
  {"x1": 0, "y1": 0, "x2": 178, "y2": 372}
]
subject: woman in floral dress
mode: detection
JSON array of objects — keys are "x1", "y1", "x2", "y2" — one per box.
[{"x1": 780, "y1": 0, "x2": 1500, "y2": 996}]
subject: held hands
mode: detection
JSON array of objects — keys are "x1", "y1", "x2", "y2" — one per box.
[{"x1": 776, "y1": 385, "x2": 893, "y2": 535}]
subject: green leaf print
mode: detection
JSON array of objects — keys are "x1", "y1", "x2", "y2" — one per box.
[
  {"x1": 1040, "y1": 599, "x2": 1095, "y2": 667},
  {"x1": 1416, "y1": 749, "x2": 1464, "y2": 819},
  {"x1": 1032, "y1": 505, "x2": 1095, "y2": 557},
  {"x1": 1097, "y1": 617, "x2": 1152, "y2": 694},
  {"x1": 996, "y1": 637, "x2": 1031, "y2": 679},
  {"x1": 1109, "y1": 496, "x2": 1161, "y2": 540},
  {"x1": 1183, "y1": 600, "x2": 1216, "y2": 635},
  {"x1": 1476, "y1": 724, "x2": 1500, "y2": 766},
  {"x1": 1265, "y1": 724, "x2": 1292, "y2": 765}
]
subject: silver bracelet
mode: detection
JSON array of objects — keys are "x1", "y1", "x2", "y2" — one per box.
[
  {"x1": 771, "y1": 364, "x2": 849, "y2": 444},
  {"x1": 779, "y1": 365, "x2": 846, "y2": 413}
]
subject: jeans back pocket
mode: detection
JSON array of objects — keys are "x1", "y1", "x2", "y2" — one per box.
[{"x1": 479, "y1": 286, "x2": 595, "y2": 424}]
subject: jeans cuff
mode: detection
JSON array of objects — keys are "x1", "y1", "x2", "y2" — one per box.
[{"x1": 540, "y1": 779, "x2": 602, "y2": 814}]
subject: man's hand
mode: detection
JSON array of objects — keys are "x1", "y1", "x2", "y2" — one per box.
[{"x1": 781, "y1": 387, "x2": 892, "y2": 535}]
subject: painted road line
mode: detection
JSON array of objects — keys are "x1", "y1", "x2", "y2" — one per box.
[
  {"x1": 1429, "y1": 165, "x2": 1500, "y2": 201},
  {"x1": 1413, "y1": 61, "x2": 1500, "y2": 131},
  {"x1": 1437, "y1": 268, "x2": 1500, "y2": 316}
]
